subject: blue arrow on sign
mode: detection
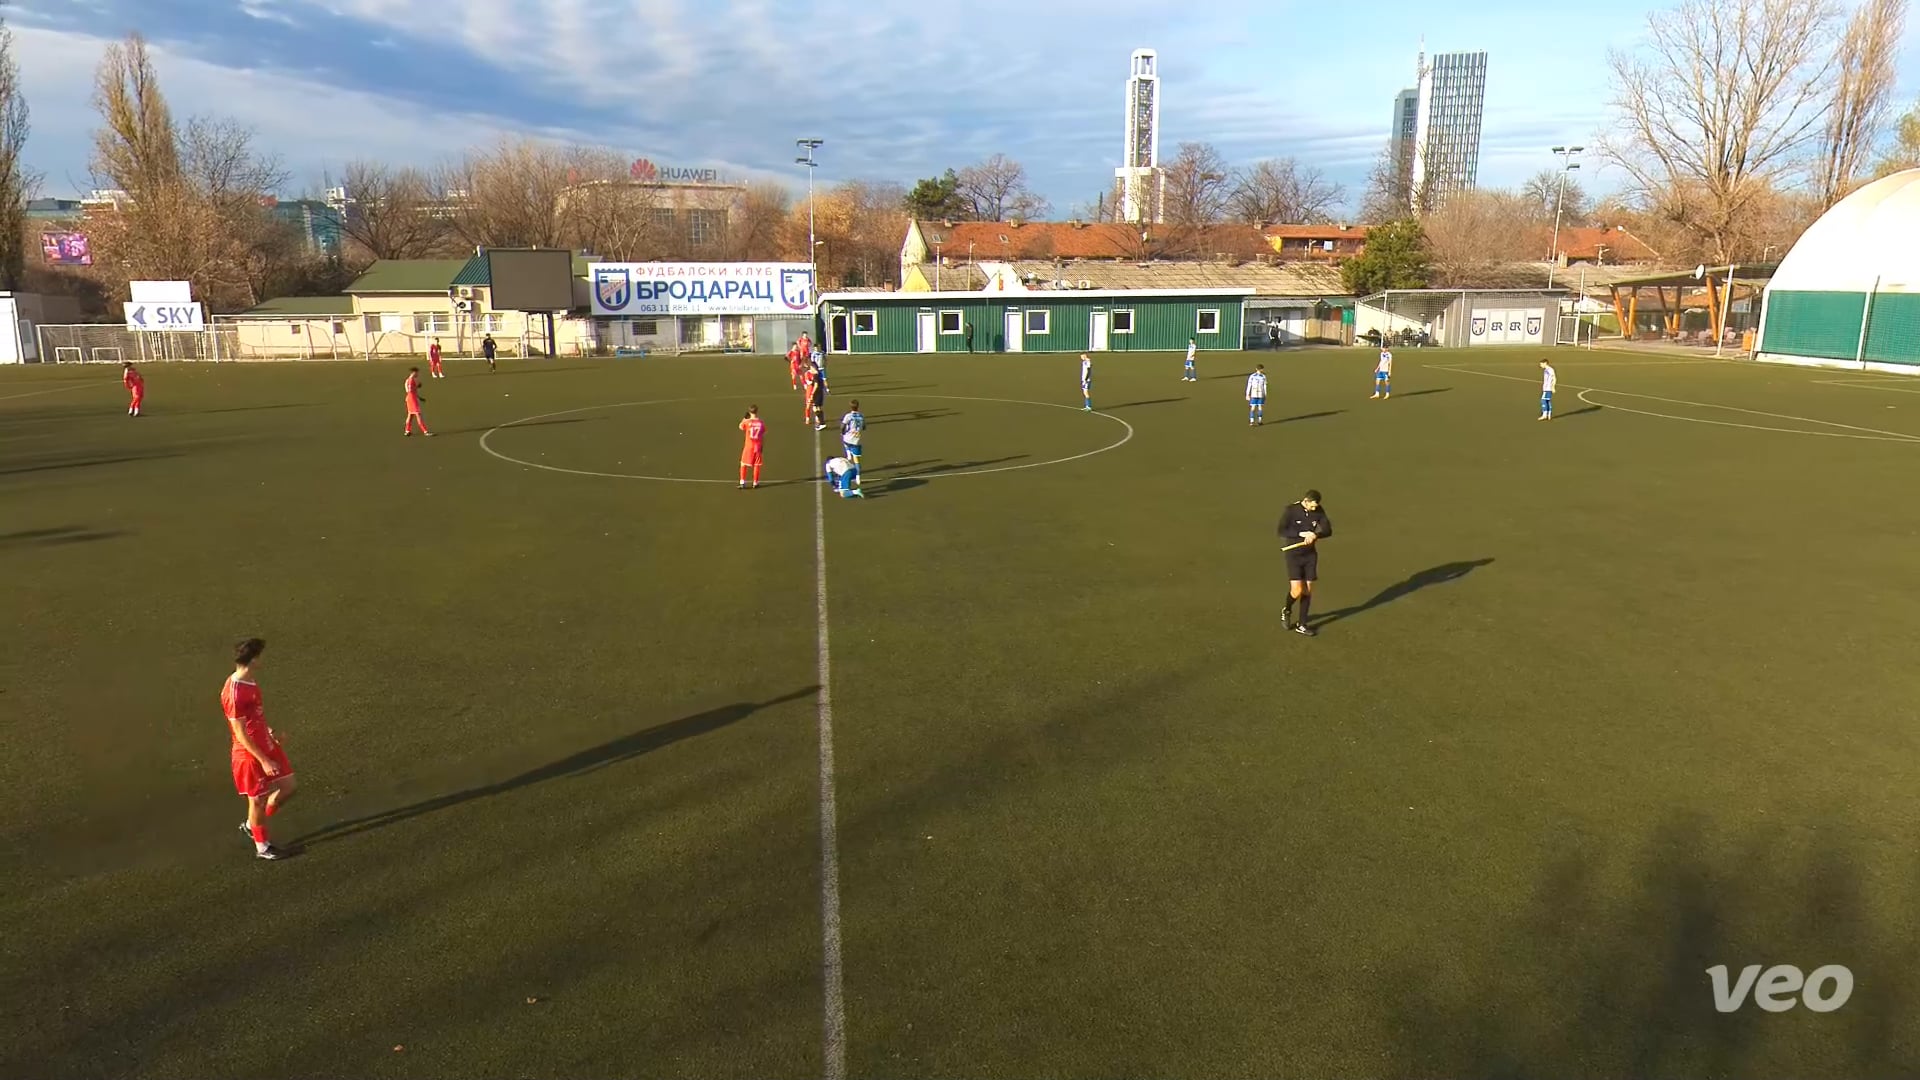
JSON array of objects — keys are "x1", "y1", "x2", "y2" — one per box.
[{"x1": 129, "y1": 305, "x2": 148, "y2": 328}]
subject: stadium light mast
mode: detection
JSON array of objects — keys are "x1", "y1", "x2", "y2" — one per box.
[
  {"x1": 796, "y1": 138, "x2": 824, "y2": 296},
  {"x1": 1545, "y1": 146, "x2": 1584, "y2": 290}
]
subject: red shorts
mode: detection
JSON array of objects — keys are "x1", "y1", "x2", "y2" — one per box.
[
  {"x1": 232, "y1": 744, "x2": 293, "y2": 797},
  {"x1": 406, "y1": 400, "x2": 422, "y2": 415},
  {"x1": 741, "y1": 447, "x2": 763, "y2": 466}
]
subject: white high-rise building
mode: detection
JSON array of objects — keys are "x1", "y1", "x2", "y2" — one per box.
[
  {"x1": 1395, "y1": 46, "x2": 1487, "y2": 210},
  {"x1": 1114, "y1": 48, "x2": 1163, "y2": 225}
]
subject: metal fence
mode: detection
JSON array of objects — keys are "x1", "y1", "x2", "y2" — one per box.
[{"x1": 36, "y1": 323, "x2": 225, "y2": 364}]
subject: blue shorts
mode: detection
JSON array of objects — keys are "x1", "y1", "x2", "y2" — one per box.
[
  {"x1": 1376, "y1": 372, "x2": 1389, "y2": 382},
  {"x1": 843, "y1": 441, "x2": 860, "y2": 458},
  {"x1": 1541, "y1": 391, "x2": 1554, "y2": 409},
  {"x1": 1249, "y1": 397, "x2": 1265, "y2": 407}
]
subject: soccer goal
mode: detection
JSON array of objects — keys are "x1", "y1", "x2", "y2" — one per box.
[{"x1": 53, "y1": 347, "x2": 83, "y2": 364}]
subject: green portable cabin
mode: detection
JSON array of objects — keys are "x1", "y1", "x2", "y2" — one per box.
[{"x1": 818, "y1": 289, "x2": 1249, "y2": 355}]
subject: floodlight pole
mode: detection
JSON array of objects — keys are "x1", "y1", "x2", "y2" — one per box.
[
  {"x1": 797, "y1": 139, "x2": 824, "y2": 309},
  {"x1": 1545, "y1": 145, "x2": 1584, "y2": 290}
]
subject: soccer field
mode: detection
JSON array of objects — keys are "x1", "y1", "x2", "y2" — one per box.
[{"x1": 4, "y1": 346, "x2": 1919, "y2": 1078}]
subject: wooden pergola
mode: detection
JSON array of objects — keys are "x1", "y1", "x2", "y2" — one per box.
[{"x1": 1606, "y1": 263, "x2": 1777, "y2": 343}]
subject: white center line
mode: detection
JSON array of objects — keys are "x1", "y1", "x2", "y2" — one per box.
[{"x1": 812, "y1": 432, "x2": 847, "y2": 1080}]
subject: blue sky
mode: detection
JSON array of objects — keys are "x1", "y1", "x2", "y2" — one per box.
[{"x1": 11, "y1": 0, "x2": 1920, "y2": 216}]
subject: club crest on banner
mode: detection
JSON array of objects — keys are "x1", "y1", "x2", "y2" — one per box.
[
  {"x1": 1471, "y1": 317, "x2": 1487, "y2": 337},
  {"x1": 779, "y1": 268, "x2": 814, "y2": 311},
  {"x1": 594, "y1": 267, "x2": 631, "y2": 310},
  {"x1": 1526, "y1": 316, "x2": 1542, "y2": 336}
]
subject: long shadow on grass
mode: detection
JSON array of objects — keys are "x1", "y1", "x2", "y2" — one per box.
[
  {"x1": 1273, "y1": 409, "x2": 1346, "y2": 424},
  {"x1": 195, "y1": 403, "x2": 314, "y2": 415},
  {"x1": 1378, "y1": 815, "x2": 1919, "y2": 1077},
  {"x1": 1309, "y1": 558, "x2": 1493, "y2": 629},
  {"x1": 0, "y1": 450, "x2": 184, "y2": 476},
  {"x1": 440, "y1": 416, "x2": 602, "y2": 436},
  {"x1": 290, "y1": 686, "x2": 817, "y2": 848},
  {"x1": 0, "y1": 525, "x2": 125, "y2": 546},
  {"x1": 864, "y1": 408, "x2": 958, "y2": 426},
  {"x1": 1394, "y1": 387, "x2": 1453, "y2": 398},
  {"x1": 1102, "y1": 397, "x2": 1186, "y2": 409},
  {"x1": 1555, "y1": 404, "x2": 1604, "y2": 418}
]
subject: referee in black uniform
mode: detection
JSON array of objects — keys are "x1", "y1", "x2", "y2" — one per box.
[{"x1": 1279, "y1": 489, "x2": 1332, "y2": 636}]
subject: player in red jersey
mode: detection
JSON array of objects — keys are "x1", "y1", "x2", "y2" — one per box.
[
  {"x1": 739, "y1": 405, "x2": 766, "y2": 488},
  {"x1": 404, "y1": 367, "x2": 433, "y2": 436},
  {"x1": 800, "y1": 364, "x2": 818, "y2": 424},
  {"x1": 428, "y1": 341, "x2": 445, "y2": 378},
  {"x1": 121, "y1": 362, "x2": 144, "y2": 417},
  {"x1": 788, "y1": 342, "x2": 803, "y2": 389},
  {"x1": 222, "y1": 637, "x2": 297, "y2": 860}
]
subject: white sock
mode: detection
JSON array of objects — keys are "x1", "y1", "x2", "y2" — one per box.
[{"x1": 255, "y1": 839, "x2": 269, "y2": 853}]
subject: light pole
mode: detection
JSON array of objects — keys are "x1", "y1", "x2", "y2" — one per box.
[
  {"x1": 796, "y1": 138, "x2": 823, "y2": 295},
  {"x1": 1545, "y1": 145, "x2": 1584, "y2": 289},
  {"x1": 934, "y1": 240, "x2": 942, "y2": 291},
  {"x1": 1762, "y1": 244, "x2": 1778, "y2": 264}
]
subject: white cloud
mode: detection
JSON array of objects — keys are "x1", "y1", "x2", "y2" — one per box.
[{"x1": 12, "y1": 23, "x2": 788, "y2": 195}]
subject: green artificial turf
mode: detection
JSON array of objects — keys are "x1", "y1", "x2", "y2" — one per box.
[{"x1": 3, "y1": 347, "x2": 1918, "y2": 1078}]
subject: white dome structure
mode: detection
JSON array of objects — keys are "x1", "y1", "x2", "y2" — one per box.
[{"x1": 1757, "y1": 168, "x2": 1920, "y2": 369}]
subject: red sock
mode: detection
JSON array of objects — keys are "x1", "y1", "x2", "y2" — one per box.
[
  {"x1": 264, "y1": 800, "x2": 280, "y2": 818},
  {"x1": 752, "y1": 463, "x2": 761, "y2": 484},
  {"x1": 250, "y1": 823, "x2": 268, "y2": 844},
  {"x1": 739, "y1": 465, "x2": 749, "y2": 482}
]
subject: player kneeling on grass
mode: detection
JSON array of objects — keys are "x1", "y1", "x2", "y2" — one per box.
[
  {"x1": 824, "y1": 455, "x2": 863, "y2": 498},
  {"x1": 223, "y1": 637, "x2": 297, "y2": 860},
  {"x1": 1279, "y1": 489, "x2": 1333, "y2": 636}
]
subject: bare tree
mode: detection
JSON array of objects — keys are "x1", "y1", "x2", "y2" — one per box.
[
  {"x1": 338, "y1": 160, "x2": 447, "y2": 261},
  {"x1": 86, "y1": 33, "x2": 284, "y2": 310},
  {"x1": 1228, "y1": 158, "x2": 1345, "y2": 224},
  {"x1": 724, "y1": 181, "x2": 790, "y2": 261},
  {"x1": 1600, "y1": 0, "x2": 1841, "y2": 262},
  {"x1": 954, "y1": 154, "x2": 1049, "y2": 221},
  {"x1": 1068, "y1": 189, "x2": 1115, "y2": 222},
  {"x1": 792, "y1": 180, "x2": 908, "y2": 287},
  {"x1": 1812, "y1": 0, "x2": 1906, "y2": 206},
  {"x1": 441, "y1": 138, "x2": 591, "y2": 250},
  {"x1": 0, "y1": 17, "x2": 32, "y2": 290},
  {"x1": 1162, "y1": 141, "x2": 1232, "y2": 228},
  {"x1": 1520, "y1": 167, "x2": 1588, "y2": 224},
  {"x1": 1423, "y1": 188, "x2": 1551, "y2": 270},
  {"x1": 90, "y1": 33, "x2": 179, "y2": 193},
  {"x1": 1358, "y1": 142, "x2": 1420, "y2": 222}
]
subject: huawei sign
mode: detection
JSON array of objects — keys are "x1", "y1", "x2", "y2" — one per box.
[{"x1": 629, "y1": 158, "x2": 723, "y2": 184}]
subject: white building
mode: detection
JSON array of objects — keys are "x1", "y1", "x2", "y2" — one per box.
[
  {"x1": 1113, "y1": 49, "x2": 1164, "y2": 225},
  {"x1": 1396, "y1": 47, "x2": 1488, "y2": 210}
]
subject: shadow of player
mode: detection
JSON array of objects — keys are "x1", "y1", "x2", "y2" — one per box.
[
  {"x1": 1310, "y1": 558, "x2": 1495, "y2": 629},
  {"x1": 290, "y1": 686, "x2": 817, "y2": 848}
]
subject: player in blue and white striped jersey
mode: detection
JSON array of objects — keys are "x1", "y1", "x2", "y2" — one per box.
[
  {"x1": 1245, "y1": 364, "x2": 1268, "y2": 426},
  {"x1": 839, "y1": 399, "x2": 864, "y2": 464},
  {"x1": 1079, "y1": 353, "x2": 1094, "y2": 411}
]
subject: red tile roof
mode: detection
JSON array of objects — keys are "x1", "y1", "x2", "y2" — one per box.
[
  {"x1": 1262, "y1": 224, "x2": 1371, "y2": 240},
  {"x1": 917, "y1": 220, "x2": 1279, "y2": 262},
  {"x1": 1556, "y1": 225, "x2": 1660, "y2": 262}
]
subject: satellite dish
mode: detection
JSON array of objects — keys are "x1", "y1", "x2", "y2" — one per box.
[{"x1": 1693, "y1": 264, "x2": 1706, "y2": 279}]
